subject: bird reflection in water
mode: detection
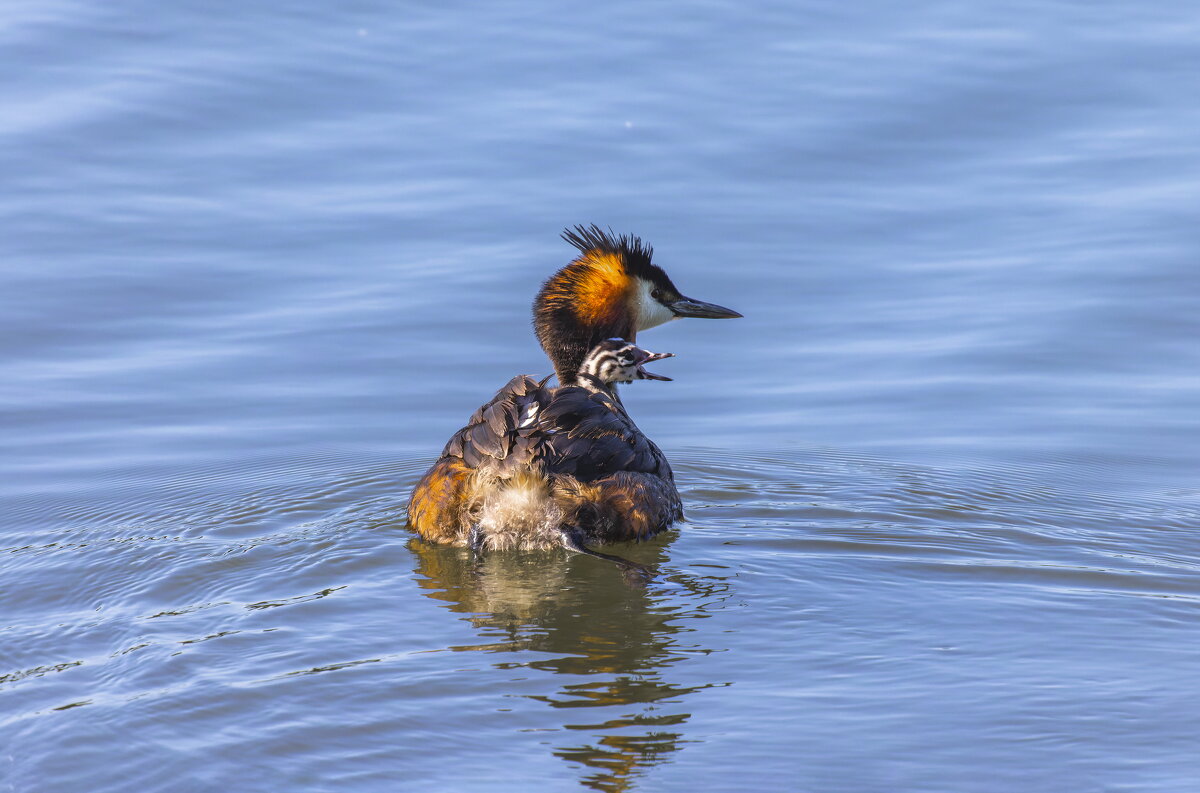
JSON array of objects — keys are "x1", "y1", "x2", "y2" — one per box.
[{"x1": 408, "y1": 536, "x2": 731, "y2": 792}]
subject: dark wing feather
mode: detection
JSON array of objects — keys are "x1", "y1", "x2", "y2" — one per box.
[
  {"x1": 434, "y1": 375, "x2": 551, "y2": 475},
  {"x1": 428, "y1": 376, "x2": 670, "y2": 484},
  {"x1": 538, "y1": 387, "x2": 672, "y2": 483}
]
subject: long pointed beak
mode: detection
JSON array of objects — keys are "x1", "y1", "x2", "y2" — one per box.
[{"x1": 669, "y1": 296, "x2": 743, "y2": 319}]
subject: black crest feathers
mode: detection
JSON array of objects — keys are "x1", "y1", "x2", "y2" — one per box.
[{"x1": 561, "y1": 225, "x2": 653, "y2": 267}]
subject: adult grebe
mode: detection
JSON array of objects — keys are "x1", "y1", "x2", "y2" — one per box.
[{"x1": 406, "y1": 225, "x2": 741, "y2": 559}]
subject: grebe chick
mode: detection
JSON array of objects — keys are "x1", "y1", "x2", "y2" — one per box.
[
  {"x1": 406, "y1": 226, "x2": 741, "y2": 565},
  {"x1": 574, "y1": 338, "x2": 674, "y2": 392}
]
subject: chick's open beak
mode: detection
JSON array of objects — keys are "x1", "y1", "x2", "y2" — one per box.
[{"x1": 635, "y1": 350, "x2": 675, "y2": 381}]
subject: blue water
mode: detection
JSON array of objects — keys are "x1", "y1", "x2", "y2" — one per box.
[{"x1": 3, "y1": 1, "x2": 1199, "y2": 791}]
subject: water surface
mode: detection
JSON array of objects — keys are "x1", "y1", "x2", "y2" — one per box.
[{"x1": 3, "y1": 1, "x2": 1199, "y2": 791}]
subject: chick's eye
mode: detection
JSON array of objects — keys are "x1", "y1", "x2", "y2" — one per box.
[{"x1": 650, "y1": 289, "x2": 663, "y2": 301}]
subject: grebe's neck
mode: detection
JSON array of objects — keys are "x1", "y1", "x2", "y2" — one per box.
[
  {"x1": 533, "y1": 251, "x2": 636, "y2": 385},
  {"x1": 572, "y1": 372, "x2": 613, "y2": 395}
]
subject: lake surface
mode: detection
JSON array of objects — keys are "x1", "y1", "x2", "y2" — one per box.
[{"x1": 3, "y1": 1, "x2": 1199, "y2": 791}]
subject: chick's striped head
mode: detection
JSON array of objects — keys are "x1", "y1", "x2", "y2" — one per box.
[{"x1": 577, "y1": 338, "x2": 675, "y2": 387}]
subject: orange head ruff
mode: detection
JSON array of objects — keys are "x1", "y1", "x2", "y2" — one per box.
[{"x1": 534, "y1": 226, "x2": 672, "y2": 385}]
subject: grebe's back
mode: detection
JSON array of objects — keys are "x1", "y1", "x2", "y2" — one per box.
[{"x1": 408, "y1": 340, "x2": 681, "y2": 551}]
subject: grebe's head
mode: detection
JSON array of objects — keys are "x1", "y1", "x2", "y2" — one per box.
[
  {"x1": 534, "y1": 225, "x2": 741, "y2": 384},
  {"x1": 576, "y1": 338, "x2": 675, "y2": 392}
]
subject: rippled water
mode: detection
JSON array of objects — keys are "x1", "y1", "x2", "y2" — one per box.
[{"x1": 3, "y1": 1, "x2": 1199, "y2": 791}]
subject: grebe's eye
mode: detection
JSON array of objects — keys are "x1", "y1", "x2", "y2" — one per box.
[{"x1": 650, "y1": 289, "x2": 663, "y2": 302}]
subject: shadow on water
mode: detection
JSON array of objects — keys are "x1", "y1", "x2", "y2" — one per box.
[{"x1": 407, "y1": 535, "x2": 733, "y2": 792}]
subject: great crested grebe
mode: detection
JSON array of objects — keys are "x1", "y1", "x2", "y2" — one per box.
[{"x1": 406, "y1": 225, "x2": 741, "y2": 561}]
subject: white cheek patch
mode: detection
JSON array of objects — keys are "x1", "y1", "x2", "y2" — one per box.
[{"x1": 634, "y1": 279, "x2": 677, "y2": 331}]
